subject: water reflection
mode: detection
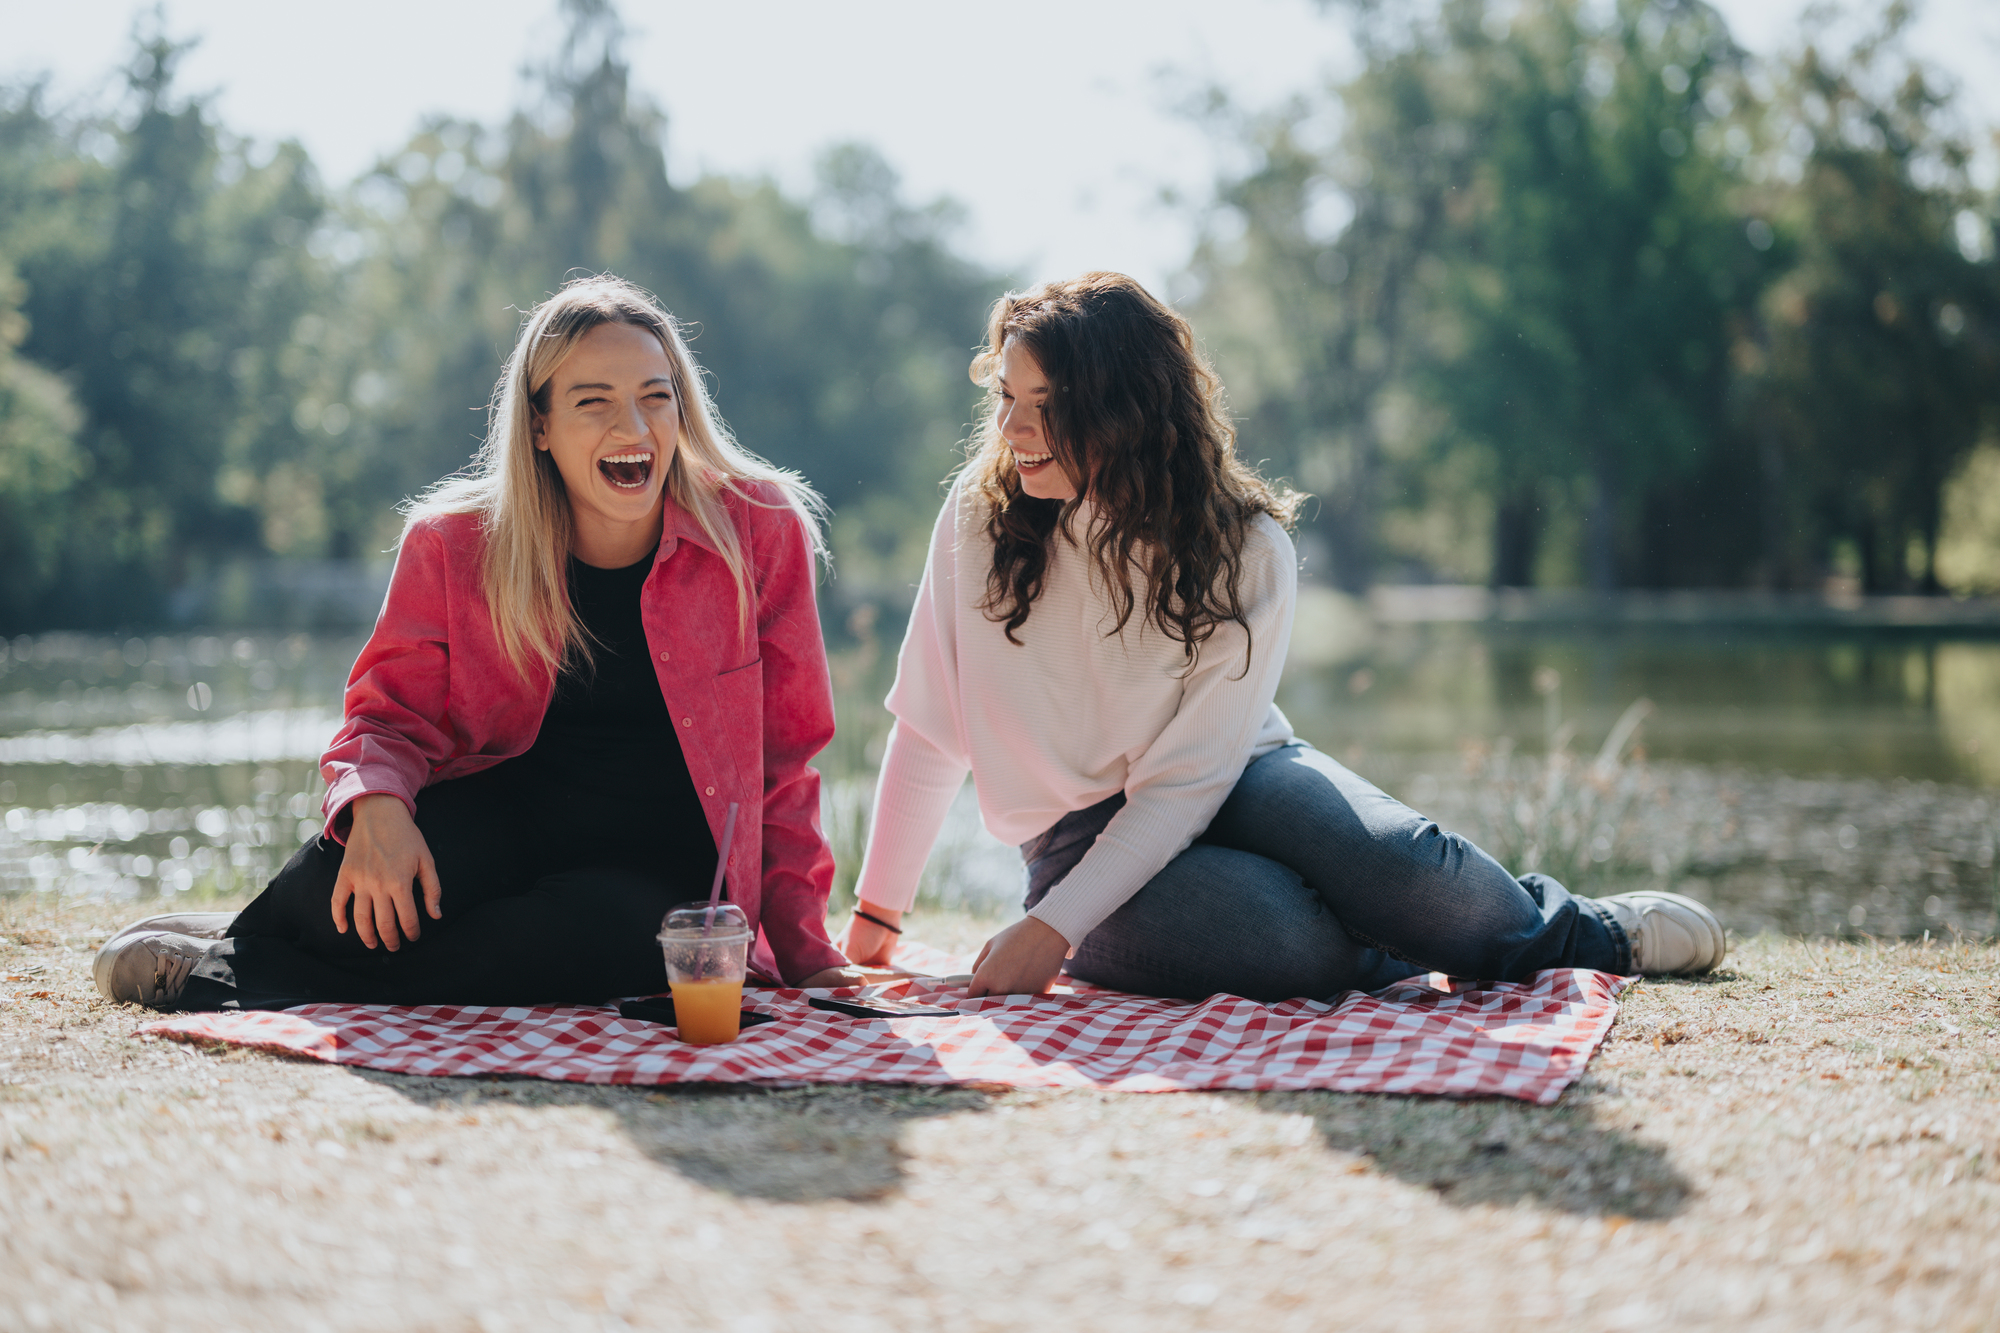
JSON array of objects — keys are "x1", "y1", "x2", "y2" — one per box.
[
  {"x1": 1, "y1": 625, "x2": 1995, "y2": 940},
  {"x1": 1276, "y1": 622, "x2": 2000, "y2": 938},
  {"x1": 0, "y1": 632, "x2": 360, "y2": 902},
  {"x1": 1280, "y1": 623, "x2": 1997, "y2": 787}
]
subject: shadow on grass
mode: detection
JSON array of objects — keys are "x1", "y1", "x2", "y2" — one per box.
[
  {"x1": 355, "y1": 1070, "x2": 997, "y2": 1203},
  {"x1": 1243, "y1": 1091, "x2": 1690, "y2": 1219}
]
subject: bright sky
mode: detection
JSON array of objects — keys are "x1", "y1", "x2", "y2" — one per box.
[{"x1": 3, "y1": 0, "x2": 1995, "y2": 296}]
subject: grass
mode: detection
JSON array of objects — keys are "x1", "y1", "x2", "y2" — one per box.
[{"x1": 3, "y1": 893, "x2": 1997, "y2": 1331}]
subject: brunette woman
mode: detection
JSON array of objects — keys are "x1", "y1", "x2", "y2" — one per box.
[
  {"x1": 838, "y1": 272, "x2": 1724, "y2": 999},
  {"x1": 96, "y1": 276, "x2": 866, "y2": 1009}
]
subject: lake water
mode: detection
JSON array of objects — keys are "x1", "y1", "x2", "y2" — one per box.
[{"x1": 2, "y1": 619, "x2": 1995, "y2": 939}]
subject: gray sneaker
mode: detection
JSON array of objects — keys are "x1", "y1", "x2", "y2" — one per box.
[
  {"x1": 92, "y1": 931, "x2": 225, "y2": 1008},
  {"x1": 103, "y1": 911, "x2": 237, "y2": 950},
  {"x1": 1599, "y1": 891, "x2": 1727, "y2": 975}
]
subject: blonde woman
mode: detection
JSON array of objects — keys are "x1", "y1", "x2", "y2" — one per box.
[{"x1": 95, "y1": 275, "x2": 867, "y2": 1009}]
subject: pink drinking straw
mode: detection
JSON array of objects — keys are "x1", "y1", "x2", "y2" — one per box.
[{"x1": 702, "y1": 802, "x2": 740, "y2": 934}]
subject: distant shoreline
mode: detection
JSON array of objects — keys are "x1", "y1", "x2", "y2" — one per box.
[{"x1": 1366, "y1": 585, "x2": 2000, "y2": 635}]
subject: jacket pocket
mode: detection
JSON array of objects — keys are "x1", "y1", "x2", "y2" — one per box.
[{"x1": 710, "y1": 658, "x2": 764, "y2": 795}]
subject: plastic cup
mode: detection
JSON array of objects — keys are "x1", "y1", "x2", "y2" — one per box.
[{"x1": 657, "y1": 904, "x2": 752, "y2": 1045}]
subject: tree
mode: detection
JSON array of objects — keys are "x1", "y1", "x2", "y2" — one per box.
[
  {"x1": 0, "y1": 261, "x2": 84, "y2": 620},
  {"x1": 1742, "y1": 14, "x2": 2000, "y2": 592},
  {"x1": 1187, "y1": 59, "x2": 1471, "y2": 592},
  {"x1": 2, "y1": 22, "x2": 326, "y2": 627},
  {"x1": 1192, "y1": 0, "x2": 1995, "y2": 593},
  {"x1": 314, "y1": 0, "x2": 1000, "y2": 588},
  {"x1": 1412, "y1": 0, "x2": 1756, "y2": 590}
]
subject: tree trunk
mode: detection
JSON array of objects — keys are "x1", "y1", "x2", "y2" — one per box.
[
  {"x1": 1587, "y1": 441, "x2": 1620, "y2": 592},
  {"x1": 1758, "y1": 430, "x2": 1789, "y2": 589},
  {"x1": 1490, "y1": 486, "x2": 1539, "y2": 587}
]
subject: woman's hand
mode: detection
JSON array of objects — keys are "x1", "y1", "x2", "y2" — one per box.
[
  {"x1": 834, "y1": 900, "x2": 904, "y2": 967},
  {"x1": 797, "y1": 965, "x2": 882, "y2": 988},
  {"x1": 331, "y1": 794, "x2": 442, "y2": 951},
  {"x1": 968, "y1": 916, "x2": 1072, "y2": 997}
]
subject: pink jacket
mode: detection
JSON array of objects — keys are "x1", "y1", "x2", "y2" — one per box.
[{"x1": 317, "y1": 482, "x2": 847, "y2": 985}]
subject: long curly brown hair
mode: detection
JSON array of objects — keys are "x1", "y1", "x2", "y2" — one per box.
[{"x1": 966, "y1": 272, "x2": 1303, "y2": 664}]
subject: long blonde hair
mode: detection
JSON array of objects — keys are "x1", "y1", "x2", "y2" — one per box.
[{"x1": 407, "y1": 274, "x2": 825, "y2": 679}]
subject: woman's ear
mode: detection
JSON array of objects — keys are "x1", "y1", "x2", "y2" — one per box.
[{"x1": 530, "y1": 411, "x2": 548, "y2": 451}]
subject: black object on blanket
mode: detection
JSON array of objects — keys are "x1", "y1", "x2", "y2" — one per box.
[
  {"x1": 617, "y1": 997, "x2": 778, "y2": 1029},
  {"x1": 808, "y1": 994, "x2": 959, "y2": 1019}
]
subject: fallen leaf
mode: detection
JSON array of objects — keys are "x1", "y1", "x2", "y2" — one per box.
[{"x1": 1820, "y1": 1072, "x2": 1843, "y2": 1080}]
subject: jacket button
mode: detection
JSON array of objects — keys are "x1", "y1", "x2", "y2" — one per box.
[
  {"x1": 681, "y1": 717, "x2": 692, "y2": 727},
  {"x1": 705, "y1": 786, "x2": 715, "y2": 796},
  {"x1": 659, "y1": 651, "x2": 670, "y2": 661}
]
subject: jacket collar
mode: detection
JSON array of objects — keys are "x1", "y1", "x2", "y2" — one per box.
[{"x1": 656, "y1": 484, "x2": 726, "y2": 562}]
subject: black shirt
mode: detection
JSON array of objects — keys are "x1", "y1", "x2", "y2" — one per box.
[{"x1": 515, "y1": 545, "x2": 717, "y2": 892}]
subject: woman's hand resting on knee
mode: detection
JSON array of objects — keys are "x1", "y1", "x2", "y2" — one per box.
[
  {"x1": 331, "y1": 794, "x2": 443, "y2": 951},
  {"x1": 969, "y1": 916, "x2": 1072, "y2": 996}
]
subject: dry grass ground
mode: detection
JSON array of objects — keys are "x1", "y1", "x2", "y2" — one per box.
[{"x1": 3, "y1": 894, "x2": 1997, "y2": 1333}]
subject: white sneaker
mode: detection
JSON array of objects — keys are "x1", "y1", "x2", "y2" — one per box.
[
  {"x1": 92, "y1": 931, "x2": 223, "y2": 1008},
  {"x1": 1599, "y1": 891, "x2": 1726, "y2": 975}
]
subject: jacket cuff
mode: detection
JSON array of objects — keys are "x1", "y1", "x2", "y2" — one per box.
[
  {"x1": 320, "y1": 779, "x2": 417, "y2": 846},
  {"x1": 774, "y1": 935, "x2": 849, "y2": 986}
]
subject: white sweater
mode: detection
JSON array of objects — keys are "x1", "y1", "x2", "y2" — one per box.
[{"x1": 854, "y1": 478, "x2": 1298, "y2": 945}]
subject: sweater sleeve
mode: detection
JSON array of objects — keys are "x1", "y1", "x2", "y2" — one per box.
[
  {"x1": 852, "y1": 720, "x2": 969, "y2": 912},
  {"x1": 1025, "y1": 521, "x2": 1298, "y2": 946},
  {"x1": 853, "y1": 486, "x2": 974, "y2": 911}
]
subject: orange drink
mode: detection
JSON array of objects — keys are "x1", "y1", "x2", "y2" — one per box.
[
  {"x1": 658, "y1": 902, "x2": 753, "y2": 1045},
  {"x1": 669, "y1": 977, "x2": 745, "y2": 1045}
]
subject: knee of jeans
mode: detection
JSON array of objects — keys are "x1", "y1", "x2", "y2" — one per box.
[
  {"x1": 1517, "y1": 872, "x2": 1564, "y2": 909},
  {"x1": 1076, "y1": 846, "x2": 1357, "y2": 1001},
  {"x1": 1070, "y1": 920, "x2": 1352, "y2": 1003}
]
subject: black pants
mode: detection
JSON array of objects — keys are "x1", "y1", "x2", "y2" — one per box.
[{"x1": 207, "y1": 764, "x2": 704, "y2": 1009}]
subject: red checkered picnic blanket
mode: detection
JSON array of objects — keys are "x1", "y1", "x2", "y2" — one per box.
[{"x1": 138, "y1": 942, "x2": 1628, "y2": 1104}]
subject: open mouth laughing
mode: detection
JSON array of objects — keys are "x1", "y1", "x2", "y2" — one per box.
[
  {"x1": 599, "y1": 451, "x2": 654, "y2": 489},
  {"x1": 1013, "y1": 449, "x2": 1054, "y2": 476}
]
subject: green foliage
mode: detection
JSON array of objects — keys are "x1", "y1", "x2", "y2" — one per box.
[
  {"x1": 304, "y1": 0, "x2": 998, "y2": 581},
  {"x1": 0, "y1": 26, "x2": 327, "y2": 626},
  {"x1": 0, "y1": 0, "x2": 1000, "y2": 631},
  {"x1": 1193, "y1": 0, "x2": 1999, "y2": 592},
  {"x1": 0, "y1": 262, "x2": 85, "y2": 609},
  {"x1": 0, "y1": 0, "x2": 1992, "y2": 627},
  {"x1": 1743, "y1": 18, "x2": 2000, "y2": 592}
]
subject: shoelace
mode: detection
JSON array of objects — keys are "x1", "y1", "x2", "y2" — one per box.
[{"x1": 151, "y1": 946, "x2": 198, "y2": 1003}]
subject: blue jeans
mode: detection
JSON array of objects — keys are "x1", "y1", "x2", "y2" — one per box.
[{"x1": 1021, "y1": 742, "x2": 1630, "y2": 1001}]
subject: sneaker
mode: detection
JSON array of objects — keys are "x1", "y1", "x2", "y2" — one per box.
[
  {"x1": 103, "y1": 911, "x2": 237, "y2": 950},
  {"x1": 92, "y1": 931, "x2": 223, "y2": 1008},
  {"x1": 1599, "y1": 891, "x2": 1727, "y2": 975}
]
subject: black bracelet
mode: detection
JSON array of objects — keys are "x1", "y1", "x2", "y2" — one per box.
[{"x1": 854, "y1": 908, "x2": 903, "y2": 935}]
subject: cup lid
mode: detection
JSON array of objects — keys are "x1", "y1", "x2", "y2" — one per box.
[{"x1": 660, "y1": 902, "x2": 751, "y2": 938}]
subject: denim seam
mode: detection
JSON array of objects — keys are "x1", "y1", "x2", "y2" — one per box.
[{"x1": 1588, "y1": 899, "x2": 1635, "y2": 973}]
